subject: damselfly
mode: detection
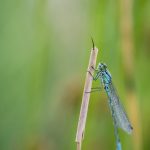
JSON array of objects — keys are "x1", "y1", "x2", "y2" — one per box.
[{"x1": 89, "y1": 63, "x2": 133, "y2": 150}]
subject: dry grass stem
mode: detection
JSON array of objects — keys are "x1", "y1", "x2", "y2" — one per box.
[{"x1": 75, "y1": 46, "x2": 98, "y2": 150}]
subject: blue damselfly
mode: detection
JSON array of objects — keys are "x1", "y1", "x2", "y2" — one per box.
[{"x1": 89, "y1": 63, "x2": 133, "y2": 150}]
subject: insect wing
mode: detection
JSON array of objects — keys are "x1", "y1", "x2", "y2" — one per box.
[{"x1": 108, "y1": 83, "x2": 133, "y2": 134}]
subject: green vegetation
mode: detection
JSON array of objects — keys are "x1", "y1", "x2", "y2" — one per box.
[{"x1": 0, "y1": 0, "x2": 150, "y2": 149}]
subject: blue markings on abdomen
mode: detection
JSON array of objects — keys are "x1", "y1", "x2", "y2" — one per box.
[{"x1": 102, "y1": 70, "x2": 112, "y2": 85}]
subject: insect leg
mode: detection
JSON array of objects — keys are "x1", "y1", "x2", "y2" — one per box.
[
  {"x1": 90, "y1": 65, "x2": 98, "y2": 71},
  {"x1": 85, "y1": 89, "x2": 101, "y2": 93},
  {"x1": 87, "y1": 70, "x2": 100, "y2": 81}
]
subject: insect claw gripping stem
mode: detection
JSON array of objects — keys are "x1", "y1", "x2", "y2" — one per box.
[
  {"x1": 85, "y1": 89, "x2": 100, "y2": 93},
  {"x1": 87, "y1": 70, "x2": 95, "y2": 80},
  {"x1": 91, "y1": 65, "x2": 98, "y2": 71},
  {"x1": 85, "y1": 87, "x2": 102, "y2": 93}
]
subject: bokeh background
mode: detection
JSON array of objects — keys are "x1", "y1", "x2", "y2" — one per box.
[{"x1": 0, "y1": 0, "x2": 150, "y2": 150}]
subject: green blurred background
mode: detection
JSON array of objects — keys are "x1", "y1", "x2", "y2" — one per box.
[{"x1": 0, "y1": 0, "x2": 150, "y2": 150}]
